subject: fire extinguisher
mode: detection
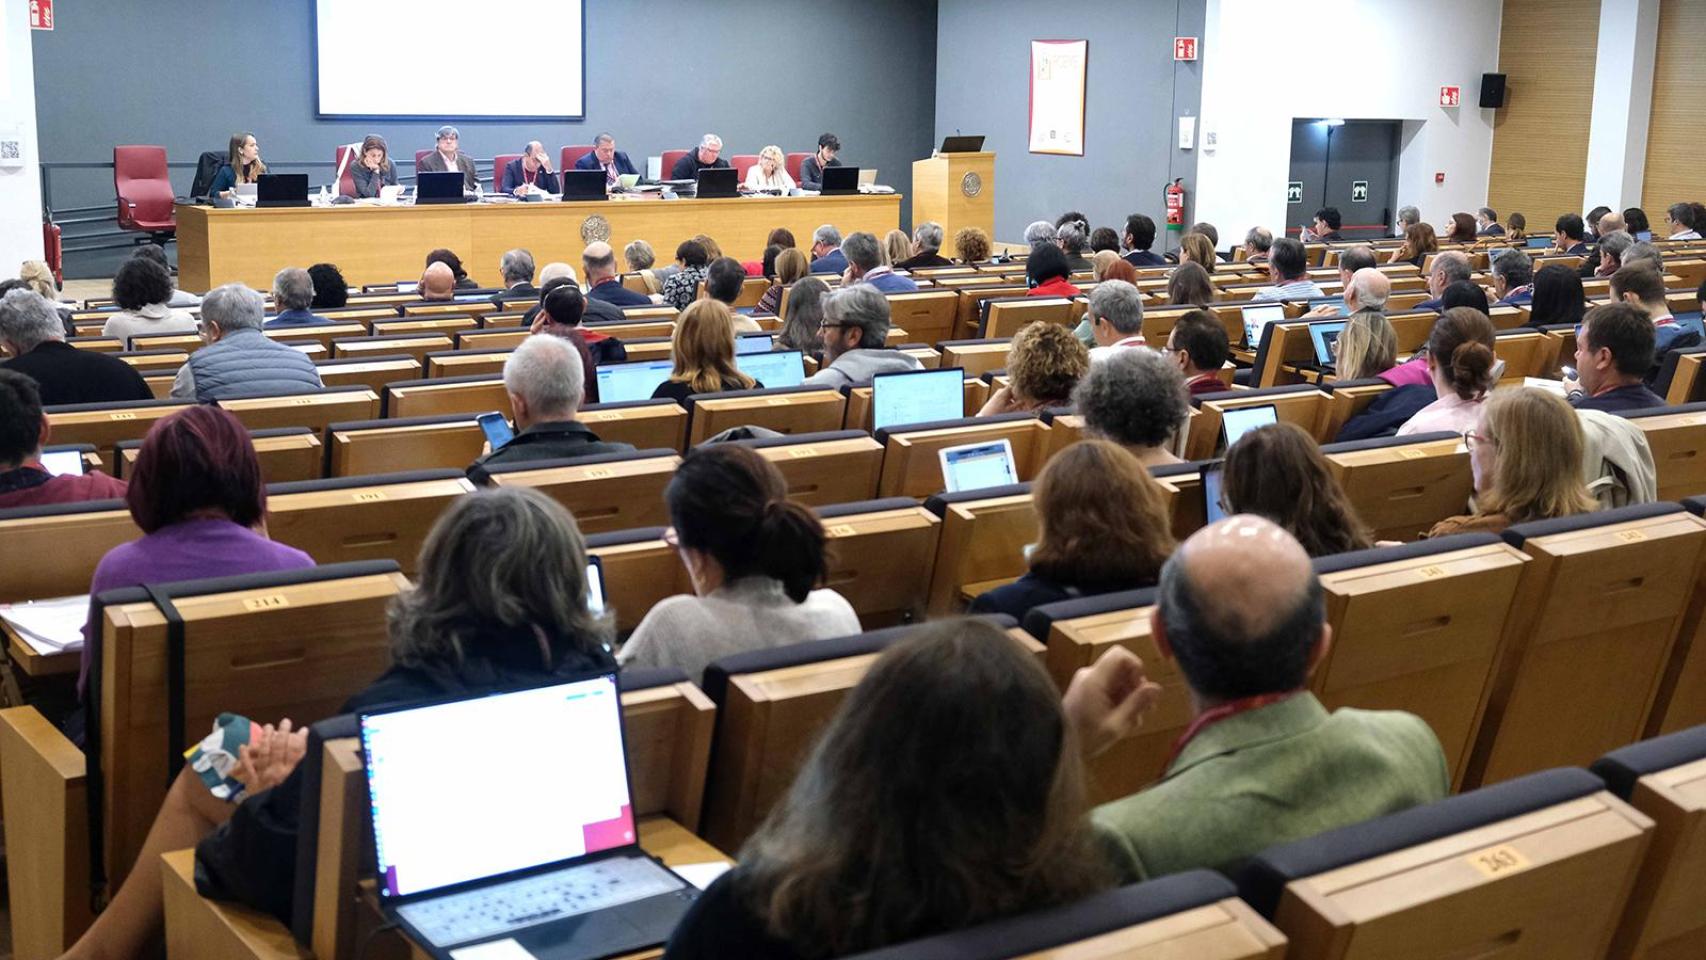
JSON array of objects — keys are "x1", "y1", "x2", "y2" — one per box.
[{"x1": 1164, "y1": 179, "x2": 1187, "y2": 231}]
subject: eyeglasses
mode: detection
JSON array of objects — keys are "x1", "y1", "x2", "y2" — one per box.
[{"x1": 1464, "y1": 429, "x2": 1498, "y2": 450}]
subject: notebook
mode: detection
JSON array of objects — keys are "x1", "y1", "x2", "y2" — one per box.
[
  {"x1": 734, "y1": 350, "x2": 805, "y2": 388},
  {"x1": 593, "y1": 359, "x2": 674, "y2": 403},
  {"x1": 871, "y1": 367, "x2": 964, "y2": 432}
]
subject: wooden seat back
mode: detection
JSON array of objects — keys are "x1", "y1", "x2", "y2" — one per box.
[
  {"x1": 216, "y1": 387, "x2": 380, "y2": 434},
  {"x1": 876, "y1": 415, "x2": 1047, "y2": 498},
  {"x1": 686, "y1": 386, "x2": 849, "y2": 446},
  {"x1": 264, "y1": 471, "x2": 474, "y2": 573},
  {"x1": 330, "y1": 334, "x2": 451, "y2": 367},
  {"x1": 1187, "y1": 389, "x2": 1329, "y2": 460},
  {"x1": 1322, "y1": 432, "x2": 1473, "y2": 541},
  {"x1": 313, "y1": 355, "x2": 424, "y2": 395},
  {"x1": 883, "y1": 290, "x2": 958, "y2": 347},
  {"x1": 44, "y1": 398, "x2": 192, "y2": 461},
  {"x1": 383, "y1": 375, "x2": 510, "y2": 419},
  {"x1": 264, "y1": 323, "x2": 369, "y2": 352},
  {"x1": 485, "y1": 451, "x2": 680, "y2": 534},
  {"x1": 585, "y1": 529, "x2": 688, "y2": 633},
  {"x1": 1317, "y1": 379, "x2": 1393, "y2": 441},
  {"x1": 425, "y1": 349, "x2": 513, "y2": 379},
  {"x1": 738, "y1": 430, "x2": 886, "y2": 506},
  {"x1": 984, "y1": 297, "x2": 1075, "y2": 338},
  {"x1": 0, "y1": 499, "x2": 136, "y2": 604},
  {"x1": 1593, "y1": 734, "x2": 1706, "y2": 960},
  {"x1": 577, "y1": 399, "x2": 691, "y2": 452},
  {"x1": 923, "y1": 485, "x2": 1036, "y2": 615},
  {"x1": 818, "y1": 499, "x2": 942, "y2": 624},
  {"x1": 118, "y1": 427, "x2": 322, "y2": 485},
  {"x1": 1627, "y1": 405, "x2": 1706, "y2": 502},
  {"x1": 325, "y1": 414, "x2": 485, "y2": 477},
  {"x1": 936, "y1": 338, "x2": 1012, "y2": 378},
  {"x1": 454, "y1": 328, "x2": 530, "y2": 352}
]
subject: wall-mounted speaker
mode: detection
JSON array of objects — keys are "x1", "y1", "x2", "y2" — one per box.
[{"x1": 1480, "y1": 73, "x2": 1507, "y2": 108}]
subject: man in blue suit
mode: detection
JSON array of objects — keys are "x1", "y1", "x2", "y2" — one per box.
[
  {"x1": 809, "y1": 224, "x2": 848, "y2": 275},
  {"x1": 575, "y1": 133, "x2": 639, "y2": 186},
  {"x1": 500, "y1": 141, "x2": 560, "y2": 195}
]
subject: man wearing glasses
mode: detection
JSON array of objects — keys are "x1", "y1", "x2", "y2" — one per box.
[
  {"x1": 801, "y1": 284, "x2": 922, "y2": 387},
  {"x1": 1666, "y1": 203, "x2": 1703, "y2": 241},
  {"x1": 418, "y1": 125, "x2": 478, "y2": 191}
]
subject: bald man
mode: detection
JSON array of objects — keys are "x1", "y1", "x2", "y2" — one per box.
[
  {"x1": 418, "y1": 262, "x2": 457, "y2": 302},
  {"x1": 1084, "y1": 516, "x2": 1448, "y2": 881},
  {"x1": 1308, "y1": 267, "x2": 1390, "y2": 321},
  {"x1": 500, "y1": 141, "x2": 559, "y2": 196},
  {"x1": 583, "y1": 240, "x2": 652, "y2": 307}
]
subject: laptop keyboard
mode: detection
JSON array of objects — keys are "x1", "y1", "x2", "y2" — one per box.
[{"x1": 398, "y1": 855, "x2": 686, "y2": 947}]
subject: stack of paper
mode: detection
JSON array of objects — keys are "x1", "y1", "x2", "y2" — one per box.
[{"x1": 0, "y1": 595, "x2": 89, "y2": 655}]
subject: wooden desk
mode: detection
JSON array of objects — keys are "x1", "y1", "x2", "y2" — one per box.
[
  {"x1": 176, "y1": 194, "x2": 903, "y2": 289},
  {"x1": 2, "y1": 622, "x2": 79, "y2": 679}
]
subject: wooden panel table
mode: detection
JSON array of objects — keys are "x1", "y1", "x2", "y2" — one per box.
[{"x1": 176, "y1": 194, "x2": 903, "y2": 289}]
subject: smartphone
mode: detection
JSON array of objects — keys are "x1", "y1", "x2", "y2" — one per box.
[
  {"x1": 584, "y1": 554, "x2": 607, "y2": 616},
  {"x1": 477, "y1": 411, "x2": 514, "y2": 450},
  {"x1": 1561, "y1": 365, "x2": 1577, "y2": 379}
]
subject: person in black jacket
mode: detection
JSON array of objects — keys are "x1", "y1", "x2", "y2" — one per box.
[
  {"x1": 670, "y1": 134, "x2": 731, "y2": 180},
  {"x1": 0, "y1": 288, "x2": 150, "y2": 404},
  {"x1": 62, "y1": 487, "x2": 616, "y2": 958},
  {"x1": 467, "y1": 333, "x2": 635, "y2": 482}
]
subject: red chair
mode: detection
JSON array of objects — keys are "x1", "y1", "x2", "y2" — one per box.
[
  {"x1": 730, "y1": 154, "x2": 761, "y2": 183},
  {"x1": 414, "y1": 149, "x2": 433, "y2": 169},
  {"x1": 491, "y1": 154, "x2": 522, "y2": 192},
  {"x1": 785, "y1": 152, "x2": 810, "y2": 183},
  {"x1": 660, "y1": 149, "x2": 690, "y2": 180},
  {"x1": 334, "y1": 144, "x2": 358, "y2": 197},
  {"x1": 113, "y1": 145, "x2": 176, "y2": 238},
  {"x1": 561, "y1": 145, "x2": 595, "y2": 173}
]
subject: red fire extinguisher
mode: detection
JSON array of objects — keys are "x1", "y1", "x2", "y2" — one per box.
[{"x1": 1164, "y1": 179, "x2": 1187, "y2": 231}]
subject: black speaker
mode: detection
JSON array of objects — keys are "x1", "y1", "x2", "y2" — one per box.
[{"x1": 1480, "y1": 73, "x2": 1507, "y2": 108}]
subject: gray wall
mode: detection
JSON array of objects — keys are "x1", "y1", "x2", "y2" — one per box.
[
  {"x1": 935, "y1": 0, "x2": 1204, "y2": 251},
  {"x1": 34, "y1": 0, "x2": 938, "y2": 278}
]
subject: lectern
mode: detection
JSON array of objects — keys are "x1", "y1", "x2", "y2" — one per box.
[{"x1": 911, "y1": 151, "x2": 994, "y2": 243}]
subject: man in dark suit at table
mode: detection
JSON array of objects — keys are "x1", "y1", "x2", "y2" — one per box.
[
  {"x1": 499, "y1": 142, "x2": 560, "y2": 196},
  {"x1": 417, "y1": 125, "x2": 478, "y2": 191},
  {"x1": 670, "y1": 134, "x2": 730, "y2": 180},
  {"x1": 575, "y1": 133, "x2": 639, "y2": 187}
]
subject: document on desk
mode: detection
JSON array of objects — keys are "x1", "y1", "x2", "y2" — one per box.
[{"x1": 0, "y1": 595, "x2": 89, "y2": 654}]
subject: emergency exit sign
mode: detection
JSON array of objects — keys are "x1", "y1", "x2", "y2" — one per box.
[{"x1": 1174, "y1": 37, "x2": 1198, "y2": 61}]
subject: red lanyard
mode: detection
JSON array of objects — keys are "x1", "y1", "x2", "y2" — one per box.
[{"x1": 1165, "y1": 690, "x2": 1303, "y2": 769}]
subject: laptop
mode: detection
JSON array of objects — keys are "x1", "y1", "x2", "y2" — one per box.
[
  {"x1": 1221, "y1": 404, "x2": 1278, "y2": 449},
  {"x1": 1526, "y1": 236, "x2": 1552, "y2": 249},
  {"x1": 871, "y1": 367, "x2": 964, "y2": 432},
  {"x1": 857, "y1": 168, "x2": 878, "y2": 188},
  {"x1": 594, "y1": 359, "x2": 674, "y2": 403},
  {"x1": 360, "y1": 674, "x2": 697, "y2": 960},
  {"x1": 938, "y1": 439, "x2": 1017, "y2": 493},
  {"x1": 734, "y1": 349, "x2": 805, "y2": 388},
  {"x1": 1202, "y1": 461, "x2": 1228, "y2": 524},
  {"x1": 735, "y1": 333, "x2": 773, "y2": 355},
  {"x1": 561, "y1": 170, "x2": 608, "y2": 201},
  {"x1": 415, "y1": 171, "x2": 467, "y2": 204},
  {"x1": 940, "y1": 135, "x2": 986, "y2": 153},
  {"x1": 1304, "y1": 296, "x2": 1347, "y2": 318},
  {"x1": 695, "y1": 168, "x2": 738, "y2": 199},
  {"x1": 39, "y1": 448, "x2": 85, "y2": 477},
  {"x1": 256, "y1": 174, "x2": 310, "y2": 208},
  {"x1": 820, "y1": 166, "x2": 860, "y2": 196},
  {"x1": 1307, "y1": 320, "x2": 1348, "y2": 367},
  {"x1": 1241, "y1": 303, "x2": 1285, "y2": 349}
]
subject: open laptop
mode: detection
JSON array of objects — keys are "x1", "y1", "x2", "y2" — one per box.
[
  {"x1": 561, "y1": 170, "x2": 608, "y2": 201},
  {"x1": 1525, "y1": 236, "x2": 1552, "y2": 249},
  {"x1": 38, "y1": 448, "x2": 85, "y2": 477},
  {"x1": 1221, "y1": 404, "x2": 1278, "y2": 449},
  {"x1": 361, "y1": 673, "x2": 697, "y2": 960},
  {"x1": 940, "y1": 135, "x2": 986, "y2": 153},
  {"x1": 256, "y1": 174, "x2": 310, "y2": 208},
  {"x1": 938, "y1": 439, "x2": 1017, "y2": 493},
  {"x1": 820, "y1": 166, "x2": 860, "y2": 196},
  {"x1": 695, "y1": 168, "x2": 738, "y2": 199},
  {"x1": 594, "y1": 359, "x2": 674, "y2": 403},
  {"x1": 857, "y1": 168, "x2": 878, "y2": 188},
  {"x1": 1241, "y1": 302, "x2": 1285, "y2": 349},
  {"x1": 415, "y1": 171, "x2": 467, "y2": 204},
  {"x1": 1303, "y1": 296, "x2": 1347, "y2": 318},
  {"x1": 735, "y1": 349, "x2": 805, "y2": 388},
  {"x1": 872, "y1": 367, "x2": 964, "y2": 432},
  {"x1": 735, "y1": 333, "x2": 774, "y2": 354},
  {"x1": 1307, "y1": 319, "x2": 1348, "y2": 368}
]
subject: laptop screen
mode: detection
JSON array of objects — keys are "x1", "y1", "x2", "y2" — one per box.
[
  {"x1": 735, "y1": 350, "x2": 805, "y2": 388},
  {"x1": 362, "y1": 674, "x2": 635, "y2": 899},
  {"x1": 594, "y1": 359, "x2": 674, "y2": 403},
  {"x1": 39, "y1": 449, "x2": 85, "y2": 477},
  {"x1": 939, "y1": 439, "x2": 1017, "y2": 493},
  {"x1": 1241, "y1": 303, "x2": 1285, "y2": 348},
  {"x1": 1307, "y1": 320, "x2": 1347, "y2": 366},
  {"x1": 872, "y1": 368, "x2": 963, "y2": 432},
  {"x1": 1525, "y1": 236, "x2": 1552, "y2": 249},
  {"x1": 1304, "y1": 296, "x2": 1347, "y2": 318},
  {"x1": 735, "y1": 333, "x2": 774, "y2": 354},
  {"x1": 1221, "y1": 404, "x2": 1278, "y2": 448}
]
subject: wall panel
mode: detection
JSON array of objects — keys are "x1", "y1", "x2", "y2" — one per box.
[
  {"x1": 1641, "y1": 0, "x2": 1706, "y2": 213},
  {"x1": 1488, "y1": 0, "x2": 1600, "y2": 222}
]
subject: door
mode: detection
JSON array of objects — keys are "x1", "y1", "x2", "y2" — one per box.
[{"x1": 1288, "y1": 120, "x2": 1400, "y2": 242}]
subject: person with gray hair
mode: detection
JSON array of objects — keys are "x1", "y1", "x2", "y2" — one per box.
[
  {"x1": 1242, "y1": 227, "x2": 1274, "y2": 263},
  {"x1": 418, "y1": 124, "x2": 478, "y2": 191},
  {"x1": 170, "y1": 283, "x2": 323, "y2": 402},
  {"x1": 492, "y1": 248, "x2": 539, "y2": 305},
  {"x1": 1624, "y1": 240, "x2": 1664, "y2": 273},
  {"x1": 842, "y1": 231, "x2": 918, "y2": 292},
  {"x1": 809, "y1": 223, "x2": 848, "y2": 276},
  {"x1": 1073, "y1": 347, "x2": 1188, "y2": 468},
  {"x1": 1056, "y1": 221, "x2": 1092, "y2": 272},
  {"x1": 0, "y1": 289, "x2": 150, "y2": 404},
  {"x1": 1667, "y1": 202, "x2": 1702, "y2": 241},
  {"x1": 802, "y1": 284, "x2": 923, "y2": 387},
  {"x1": 670, "y1": 133, "x2": 730, "y2": 180},
  {"x1": 1490, "y1": 251, "x2": 1534, "y2": 305},
  {"x1": 1334, "y1": 246, "x2": 1378, "y2": 287},
  {"x1": 264, "y1": 267, "x2": 325, "y2": 327},
  {"x1": 1476, "y1": 207, "x2": 1505, "y2": 237},
  {"x1": 467, "y1": 334, "x2": 635, "y2": 482},
  {"x1": 896, "y1": 221, "x2": 953, "y2": 270},
  {"x1": 1395, "y1": 205, "x2": 1420, "y2": 237},
  {"x1": 1024, "y1": 220, "x2": 1057, "y2": 249},
  {"x1": 1084, "y1": 280, "x2": 1147, "y2": 362},
  {"x1": 1592, "y1": 230, "x2": 1634, "y2": 278},
  {"x1": 1420, "y1": 251, "x2": 1473, "y2": 312}
]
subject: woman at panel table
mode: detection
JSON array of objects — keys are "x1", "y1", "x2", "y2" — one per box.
[
  {"x1": 743, "y1": 145, "x2": 797, "y2": 193},
  {"x1": 207, "y1": 131, "x2": 266, "y2": 199},
  {"x1": 650, "y1": 300, "x2": 762, "y2": 403},
  {"x1": 350, "y1": 134, "x2": 398, "y2": 198},
  {"x1": 60, "y1": 487, "x2": 615, "y2": 960}
]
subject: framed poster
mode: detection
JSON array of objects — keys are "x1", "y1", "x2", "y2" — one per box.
[{"x1": 1028, "y1": 40, "x2": 1087, "y2": 156}]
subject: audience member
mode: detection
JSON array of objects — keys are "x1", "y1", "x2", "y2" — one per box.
[
  {"x1": 1417, "y1": 250, "x2": 1472, "y2": 312},
  {"x1": 1304, "y1": 207, "x2": 1343, "y2": 242},
  {"x1": 1056, "y1": 220, "x2": 1093, "y2": 273},
  {"x1": 1090, "y1": 250, "x2": 1121, "y2": 281},
  {"x1": 1389, "y1": 222, "x2": 1437, "y2": 267},
  {"x1": 1553, "y1": 214, "x2": 1589, "y2": 256},
  {"x1": 1665, "y1": 202, "x2": 1701, "y2": 240},
  {"x1": 349, "y1": 134, "x2": 398, "y2": 199},
  {"x1": 467, "y1": 335, "x2": 635, "y2": 482},
  {"x1": 977, "y1": 321, "x2": 1087, "y2": 415},
  {"x1": 1597, "y1": 210, "x2": 1626, "y2": 236},
  {"x1": 1092, "y1": 515, "x2": 1448, "y2": 880},
  {"x1": 670, "y1": 134, "x2": 729, "y2": 180},
  {"x1": 1100, "y1": 257, "x2": 1137, "y2": 285},
  {"x1": 1488, "y1": 251, "x2": 1534, "y2": 305},
  {"x1": 1026, "y1": 244, "x2": 1081, "y2": 298},
  {"x1": 19, "y1": 259, "x2": 61, "y2": 303},
  {"x1": 1333, "y1": 310, "x2": 1398, "y2": 381},
  {"x1": 488, "y1": 249, "x2": 539, "y2": 306},
  {"x1": 583, "y1": 241, "x2": 651, "y2": 307},
  {"x1": 756, "y1": 248, "x2": 809, "y2": 316},
  {"x1": 1176, "y1": 233, "x2": 1216, "y2": 269},
  {"x1": 618, "y1": 444, "x2": 857, "y2": 682},
  {"x1": 1221, "y1": 424, "x2": 1371, "y2": 557},
  {"x1": 306, "y1": 262, "x2": 347, "y2": 310},
  {"x1": 776, "y1": 276, "x2": 828, "y2": 353},
  {"x1": 1074, "y1": 348, "x2": 1187, "y2": 467},
  {"x1": 0, "y1": 289, "x2": 149, "y2": 404},
  {"x1": 1024, "y1": 220, "x2": 1058, "y2": 250},
  {"x1": 661, "y1": 240, "x2": 712, "y2": 310},
  {"x1": 1566, "y1": 302, "x2": 1665, "y2": 411},
  {"x1": 127, "y1": 245, "x2": 201, "y2": 308},
  {"x1": 426, "y1": 247, "x2": 477, "y2": 289},
  {"x1": 418, "y1": 125, "x2": 478, "y2": 190},
  {"x1": 531, "y1": 282, "x2": 627, "y2": 370},
  {"x1": 170, "y1": 284, "x2": 324, "y2": 402},
  {"x1": 625, "y1": 238, "x2": 659, "y2": 274},
  {"x1": 1612, "y1": 264, "x2": 1699, "y2": 360},
  {"x1": 1624, "y1": 207, "x2": 1652, "y2": 239},
  {"x1": 969, "y1": 440, "x2": 1174, "y2": 620},
  {"x1": 1240, "y1": 226, "x2": 1273, "y2": 264},
  {"x1": 1506, "y1": 212, "x2": 1527, "y2": 239},
  {"x1": 1166, "y1": 261, "x2": 1215, "y2": 307},
  {"x1": 0, "y1": 369, "x2": 127, "y2": 509},
  {"x1": 703, "y1": 256, "x2": 766, "y2": 331},
  {"x1": 1475, "y1": 207, "x2": 1504, "y2": 237},
  {"x1": 1308, "y1": 264, "x2": 1387, "y2": 320},
  {"x1": 264, "y1": 268, "x2": 325, "y2": 327},
  {"x1": 1440, "y1": 278, "x2": 1491, "y2": 314},
  {"x1": 843, "y1": 232, "x2": 918, "y2": 292},
  {"x1": 1089, "y1": 226, "x2": 1121, "y2": 254},
  {"x1": 1395, "y1": 205, "x2": 1420, "y2": 237},
  {"x1": 1190, "y1": 222, "x2": 1222, "y2": 255},
  {"x1": 882, "y1": 229, "x2": 911, "y2": 268},
  {"x1": 417, "y1": 262, "x2": 457, "y2": 302},
  {"x1": 896, "y1": 221, "x2": 953, "y2": 269},
  {"x1": 1252, "y1": 238, "x2": 1324, "y2": 302},
  {"x1": 1082, "y1": 280, "x2": 1146, "y2": 361},
  {"x1": 1429, "y1": 388, "x2": 1596, "y2": 536},
  {"x1": 1442, "y1": 212, "x2": 1477, "y2": 244},
  {"x1": 954, "y1": 226, "x2": 992, "y2": 264},
  {"x1": 1398, "y1": 307, "x2": 1497, "y2": 436},
  {"x1": 1590, "y1": 230, "x2": 1634, "y2": 279},
  {"x1": 1123, "y1": 214, "x2": 1166, "y2": 267},
  {"x1": 767, "y1": 227, "x2": 796, "y2": 251},
  {"x1": 652, "y1": 301, "x2": 761, "y2": 403},
  {"x1": 1528, "y1": 264, "x2": 1586, "y2": 328},
  {"x1": 1333, "y1": 245, "x2": 1377, "y2": 286},
  {"x1": 803, "y1": 284, "x2": 922, "y2": 386},
  {"x1": 1165, "y1": 309, "x2": 1231, "y2": 396},
  {"x1": 1585, "y1": 206, "x2": 1613, "y2": 241},
  {"x1": 808, "y1": 224, "x2": 848, "y2": 275},
  {"x1": 102, "y1": 255, "x2": 196, "y2": 346},
  {"x1": 1623, "y1": 240, "x2": 1664, "y2": 273},
  {"x1": 798, "y1": 133, "x2": 841, "y2": 192}
]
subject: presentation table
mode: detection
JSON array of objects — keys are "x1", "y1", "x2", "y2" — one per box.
[{"x1": 174, "y1": 193, "x2": 903, "y2": 290}]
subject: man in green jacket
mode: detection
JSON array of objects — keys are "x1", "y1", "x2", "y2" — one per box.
[{"x1": 1083, "y1": 516, "x2": 1450, "y2": 881}]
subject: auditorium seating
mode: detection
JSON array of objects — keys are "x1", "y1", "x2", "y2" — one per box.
[
  {"x1": 1320, "y1": 431, "x2": 1473, "y2": 541},
  {"x1": 1626, "y1": 403, "x2": 1706, "y2": 503},
  {"x1": 483, "y1": 449, "x2": 680, "y2": 534},
  {"x1": 1592, "y1": 726, "x2": 1706, "y2": 959},
  {"x1": 263, "y1": 470, "x2": 474, "y2": 572},
  {"x1": 45, "y1": 397, "x2": 192, "y2": 461},
  {"x1": 1188, "y1": 387, "x2": 1329, "y2": 460},
  {"x1": 117, "y1": 427, "x2": 322, "y2": 484},
  {"x1": 875, "y1": 413, "x2": 1046, "y2": 498},
  {"x1": 313, "y1": 354, "x2": 423, "y2": 395},
  {"x1": 217, "y1": 386, "x2": 380, "y2": 434},
  {"x1": 923, "y1": 483, "x2": 1035, "y2": 615},
  {"x1": 0, "y1": 498, "x2": 134, "y2": 604},
  {"x1": 734, "y1": 429, "x2": 886, "y2": 506},
  {"x1": 585, "y1": 527, "x2": 687, "y2": 634},
  {"x1": 112, "y1": 145, "x2": 175, "y2": 238},
  {"x1": 324, "y1": 413, "x2": 486, "y2": 477},
  {"x1": 684, "y1": 385, "x2": 848, "y2": 446}
]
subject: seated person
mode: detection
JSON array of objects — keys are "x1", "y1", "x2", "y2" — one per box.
[
  {"x1": 884, "y1": 230, "x2": 913, "y2": 269},
  {"x1": 534, "y1": 279, "x2": 628, "y2": 379},
  {"x1": 671, "y1": 134, "x2": 730, "y2": 180},
  {"x1": 954, "y1": 225, "x2": 992, "y2": 264},
  {"x1": 618, "y1": 444, "x2": 859, "y2": 682},
  {"x1": 809, "y1": 224, "x2": 848, "y2": 275},
  {"x1": 1301, "y1": 206, "x2": 1344, "y2": 242},
  {"x1": 1252, "y1": 238, "x2": 1325, "y2": 302},
  {"x1": 1123, "y1": 214, "x2": 1167, "y2": 267},
  {"x1": 1175, "y1": 233, "x2": 1217, "y2": 270},
  {"x1": 1527, "y1": 264, "x2": 1587, "y2": 328},
  {"x1": 523, "y1": 266, "x2": 619, "y2": 327},
  {"x1": 489, "y1": 248, "x2": 539, "y2": 306},
  {"x1": 467, "y1": 334, "x2": 635, "y2": 482},
  {"x1": 1565, "y1": 302, "x2": 1665, "y2": 412},
  {"x1": 1442, "y1": 212, "x2": 1478, "y2": 244},
  {"x1": 1080, "y1": 278, "x2": 1145, "y2": 356},
  {"x1": 651, "y1": 300, "x2": 762, "y2": 403},
  {"x1": 1552, "y1": 213, "x2": 1590, "y2": 257},
  {"x1": 425, "y1": 247, "x2": 479, "y2": 290},
  {"x1": 1489, "y1": 250, "x2": 1534, "y2": 305},
  {"x1": 101, "y1": 255, "x2": 197, "y2": 346},
  {"x1": 755, "y1": 248, "x2": 809, "y2": 316},
  {"x1": 1416, "y1": 250, "x2": 1472, "y2": 313},
  {"x1": 128, "y1": 244, "x2": 200, "y2": 309},
  {"x1": 67, "y1": 488, "x2": 614, "y2": 958},
  {"x1": 207, "y1": 131, "x2": 265, "y2": 199},
  {"x1": 413, "y1": 261, "x2": 457, "y2": 303},
  {"x1": 798, "y1": 132, "x2": 841, "y2": 192},
  {"x1": 661, "y1": 240, "x2": 712, "y2": 311},
  {"x1": 417, "y1": 125, "x2": 478, "y2": 191},
  {"x1": 1222, "y1": 423, "x2": 1372, "y2": 556},
  {"x1": 1056, "y1": 220, "x2": 1093, "y2": 273},
  {"x1": 776, "y1": 274, "x2": 828, "y2": 353},
  {"x1": 801, "y1": 284, "x2": 922, "y2": 387},
  {"x1": 1388, "y1": 222, "x2": 1438, "y2": 267},
  {"x1": 1093, "y1": 515, "x2": 1449, "y2": 880},
  {"x1": 1025, "y1": 244, "x2": 1081, "y2": 298},
  {"x1": 1611, "y1": 263, "x2": 1701, "y2": 367},
  {"x1": 1429, "y1": 387, "x2": 1597, "y2": 538},
  {"x1": 1307, "y1": 266, "x2": 1387, "y2": 321},
  {"x1": 896, "y1": 221, "x2": 953, "y2": 269},
  {"x1": 263, "y1": 268, "x2": 326, "y2": 327},
  {"x1": 349, "y1": 135, "x2": 398, "y2": 199},
  {"x1": 1089, "y1": 227, "x2": 1120, "y2": 254},
  {"x1": 576, "y1": 133, "x2": 639, "y2": 184},
  {"x1": 307, "y1": 262, "x2": 348, "y2": 310},
  {"x1": 0, "y1": 288, "x2": 150, "y2": 404},
  {"x1": 1333, "y1": 310, "x2": 1398, "y2": 381},
  {"x1": 977, "y1": 320, "x2": 1087, "y2": 415},
  {"x1": 1073, "y1": 348, "x2": 1187, "y2": 468},
  {"x1": 0, "y1": 369, "x2": 128, "y2": 509},
  {"x1": 842, "y1": 232, "x2": 918, "y2": 293},
  {"x1": 1240, "y1": 225, "x2": 1274, "y2": 265},
  {"x1": 1476, "y1": 206, "x2": 1505, "y2": 237},
  {"x1": 1397, "y1": 307, "x2": 1497, "y2": 437},
  {"x1": 1165, "y1": 309, "x2": 1231, "y2": 395},
  {"x1": 743, "y1": 144, "x2": 797, "y2": 192},
  {"x1": 969, "y1": 440, "x2": 1174, "y2": 621},
  {"x1": 704, "y1": 257, "x2": 766, "y2": 331},
  {"x1": 583, "y1": 241, "x2": 652, "y2": 307},
  {"x1": 1166, "y1": 261, "x2": 1215, "y2": 307},
  {"x1": 499, "y1": 141, "x2": 560, "y2": 196},
  {"x1": 170, "y1": 284, "x2": 324, "y2": 402}
]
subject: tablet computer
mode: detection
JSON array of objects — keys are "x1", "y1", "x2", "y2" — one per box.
[
  {"x1": 1221, "y1": 403, "x2": 1278, "y2": 449},
  {"x1": 938, "y1": 439, "x2": 1018, "y2": 493}
]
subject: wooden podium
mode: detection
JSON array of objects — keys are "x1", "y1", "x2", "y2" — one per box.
[{"x1": 911, "y1": 151, "x2": 994, "y2": 242}]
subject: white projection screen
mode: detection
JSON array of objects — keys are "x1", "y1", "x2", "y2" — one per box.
[{"x1": 314, "y1": 0, "x2": 585, "y2": 119}]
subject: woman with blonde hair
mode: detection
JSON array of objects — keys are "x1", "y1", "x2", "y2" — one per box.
[
  {"x1": 208, "y1": 132, "x2": 265, "y2": 198},
  {"x1": 755, "y1": 248, "x2": 808, "y2": 316},
  {"x1": 19, "y1": 260, "x2": 59, "y2": 301},
  {"x1": 692, "y1": 234, "x2": 723, "y2": 261},
  {"x1": 651, "y1": 300, "x2": 759, "y2": 403},
  {"x1": 1091, "y1": 249, "x2": 1121, "y2": 280},
  {"x1": 969, "y1": 439, "x2": 1175, "y2": 620},
  {"x1": 978, "y1": 320, "x2": 1089, "y2": 415},
  {"x1": 883, "y1": 229, "x2": 911, "y2": 268},
  {"x1": 1166, "y1": 261, "x2": 1216, "y2": 307},
  {"x1": 743, "y1": 145, "x2": 796, "y2": 193},
  {"x1": 1177, "y1": 232, "x2": 1216, "y2": 268},
  {"x1": 1428, "y1": 388, "x2": 1596, "y2": 537},
  {"x1": 1389, "y1": 222, "x2": 1438, "y2": 267},
  {"x1": 1334, "y1": 310, "x2": 1399, "y2": 380}
]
